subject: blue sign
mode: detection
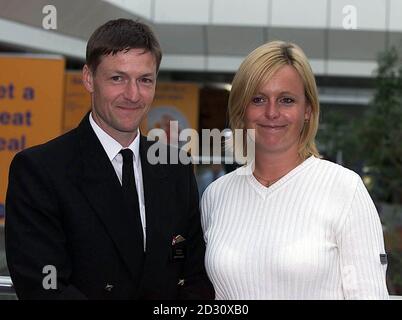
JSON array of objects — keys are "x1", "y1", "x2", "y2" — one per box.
[{"x1": 0, "y1": 202, "x2": 4, "y2": 218}]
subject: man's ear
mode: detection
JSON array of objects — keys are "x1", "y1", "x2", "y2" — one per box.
[{"x1": 82, "y1": 65, "x2": 94, "y2": 93}]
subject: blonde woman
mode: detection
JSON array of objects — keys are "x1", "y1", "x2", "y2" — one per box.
[{"x1": 201, "y1": 41, "x2": 389, "y2": 300}]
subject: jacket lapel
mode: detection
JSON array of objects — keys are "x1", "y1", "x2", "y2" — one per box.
[
  {"x1": 74, "y1": 115, "x2": 144, "y2": 281},
  {"x1": 139, "y1": 137, "x2": 173, "y2": 256}
]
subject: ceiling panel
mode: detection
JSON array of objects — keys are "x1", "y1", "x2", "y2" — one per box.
[
  {"x1": 0, "y1": 0, "x2": 142, "y2": 41},
  {"x1": 207, "y1": 25, "x2": 264, "y2": 55},
  {"x1": 390, "y1": 0, "x2": 402, "y2": 32},
  {"x1": 271, "y1": 0, "x2": 328, "y2": 29},
  {"x1": 329, "y1": 0, "x2": 387, "y2": 31},
  {"x1": 268, "y1": 28, "x2": 326, "y2": 59},
  {"x1": 212, "y1": 0, "x2": 270, "y2": 27},
  {"x1": 154, "y1": 24, "x2": 205, "y2": 55},
  {"x1": 328, "y1": 30, "x2": 386, "y2": 60},
  {"x1": 154, "y1": 0, "x2": 210, "y2": 24},
  {"x1": 389, "y1": 32, "x2": 402, "y2": 63}
]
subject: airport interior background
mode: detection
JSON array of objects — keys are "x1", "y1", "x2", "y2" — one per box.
[{"x1": 0, "y1": 0, "x2": 402, "y2": 299}]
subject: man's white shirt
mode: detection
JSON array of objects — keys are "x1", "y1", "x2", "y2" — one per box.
[{"x1": 89, "y1": 112, "x2": 146, "y2": 251}]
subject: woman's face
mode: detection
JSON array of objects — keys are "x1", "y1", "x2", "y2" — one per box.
[{"x1": 244, "y1": 65, "x2": 311, "y2": 157}]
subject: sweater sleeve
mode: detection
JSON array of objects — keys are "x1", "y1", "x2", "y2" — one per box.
[
  {"x1": 200, "y1": 183, "x2": 213, "y2": 244},
  {"x1": 337, "y1": 178, "x2": 389, "y2": 299}
]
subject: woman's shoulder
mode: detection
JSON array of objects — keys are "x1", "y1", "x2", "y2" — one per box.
[
  {"x1": 316, "y1": 157, "x2": 358, "y2": 173},
  {"x1": 312, "y1": 156, "x2": 362, "y2": 187},
  {"x1": 202, "y1": 165, "x2": 246, "y2": 198}
]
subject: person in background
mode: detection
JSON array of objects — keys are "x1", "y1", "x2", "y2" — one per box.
[
  {"x1": 5, "y1": 18, "x2": 214, "y2": 300},
  {"x1": 201, "y1": 41, "x2": 389, "y2": 299},
  {"x1": 196, "y1": 164, "x2": 226, "y2": 198}
]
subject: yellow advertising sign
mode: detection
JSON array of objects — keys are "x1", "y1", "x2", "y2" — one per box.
[
  {"x1": 63, "y1": 71, "x2": 91, "y2": 133},
  {"x1": 0, "y1": 55, "x2": 65, "y2": 224},
  {"x1": 142, "y1": 82, "x2": 199, "y2": 154}
]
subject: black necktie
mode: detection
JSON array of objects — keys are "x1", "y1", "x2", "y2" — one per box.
[{"x1": 120, "y1": 148, "x2": 144, "y2": 248}]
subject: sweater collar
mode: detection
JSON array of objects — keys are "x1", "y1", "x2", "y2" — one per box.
[{"x1": 245, "y1": 155, "x2": 318, "y2": 198}]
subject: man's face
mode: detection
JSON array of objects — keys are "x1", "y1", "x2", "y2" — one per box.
[{"x1": 83, "y1": 48, "x2": 157, "y2": 144}]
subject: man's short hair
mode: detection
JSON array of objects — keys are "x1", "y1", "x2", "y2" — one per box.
[{"x1": 86, "y1": 18, "x2": 162, "y2": 73}]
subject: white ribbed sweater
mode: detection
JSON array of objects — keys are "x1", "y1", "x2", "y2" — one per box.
[{"x1": 201, "y1": 156, "x2": 389, "y2": 300}]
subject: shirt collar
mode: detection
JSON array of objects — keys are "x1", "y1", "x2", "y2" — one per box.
[{"x1": 89, "y1": 112, "x2": 140, "y2": 162}]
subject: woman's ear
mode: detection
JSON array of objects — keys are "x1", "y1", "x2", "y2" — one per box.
[{"x1": 305, "y1": 103, "x2": 312, "y2": 122}]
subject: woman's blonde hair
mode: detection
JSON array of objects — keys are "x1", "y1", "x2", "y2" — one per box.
[{"x1": 228, "y1": 40, "x2": 320, "y2": 160}]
